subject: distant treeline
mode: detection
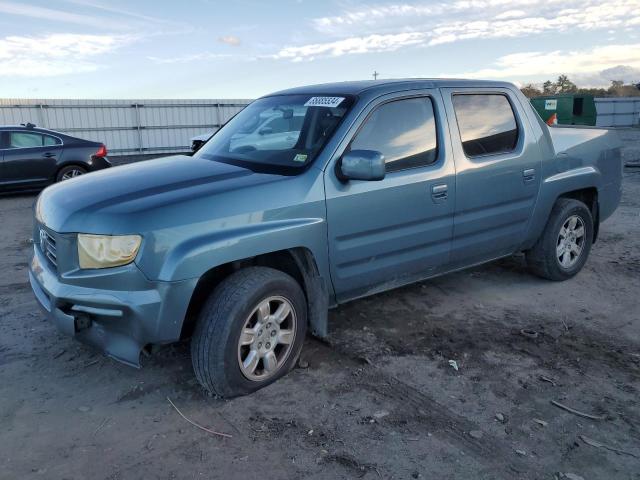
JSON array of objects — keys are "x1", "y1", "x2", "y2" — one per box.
[{"x1": 521, "y1": 75, "x2": 640, "y2": 98}]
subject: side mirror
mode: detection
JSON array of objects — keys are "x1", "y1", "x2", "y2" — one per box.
[
  {"x1": 340, "y1": 149, "x2": 385, "y2": 181},
  {"x1": 258, "y1": 127, "x2": 273, "y2": 135}
]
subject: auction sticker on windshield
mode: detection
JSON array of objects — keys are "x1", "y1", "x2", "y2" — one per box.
[{"x1": 304, "y1": 96, "x2": 345, "y2": 108}]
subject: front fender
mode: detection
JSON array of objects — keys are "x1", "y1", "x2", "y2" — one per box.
[{"x1": 156, "y1": 217, "x2": 329, "y2": 282}]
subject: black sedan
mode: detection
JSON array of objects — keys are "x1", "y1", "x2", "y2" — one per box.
[{"x1": 0, "y1": 124, "x2": 111, "y2": 193}]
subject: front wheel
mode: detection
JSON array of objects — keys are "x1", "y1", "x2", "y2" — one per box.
[
  {"x1": 191, "y1": 267, "x2": 307, "y2": 398},
  {"x1": 526, "y1": 198, "x2": 594, "y2": 281}
]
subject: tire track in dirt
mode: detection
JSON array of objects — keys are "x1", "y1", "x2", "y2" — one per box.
[
  {"x1": 316, "y1": 339, "x2": 542, "y2": 478},
  {"x1": 0, "y1": 282, "x2": 30, "y2": 296},
  {"x1": 361, "y1": 372, "x2": 537, "y2": 478}
]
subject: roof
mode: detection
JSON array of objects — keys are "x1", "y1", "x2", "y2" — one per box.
[
  {"x1": 0, "y1": 125, "x2": 62, "y2": 135},
  {"x1": 267, "y1": 78, "x2": 517, "y2": 97}
]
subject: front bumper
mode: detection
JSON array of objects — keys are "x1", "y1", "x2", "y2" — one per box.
[{"x1": 29, "y1": 245, "x2": 197, "y2": 367}]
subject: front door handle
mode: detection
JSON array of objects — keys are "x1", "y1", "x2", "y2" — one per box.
[
  {"x1": 523, "y1": 168, "x2": 536, "y2": 184},
  {"x1": 42, "y1": 152, "x2": 56, "y2": 158},
  {"x1": 431, "y1": 184, "x2": 448, "y2": 203}
]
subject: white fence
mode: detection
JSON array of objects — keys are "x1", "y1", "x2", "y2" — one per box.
[
  {"x1": 0, "y1": 98, "x2": 252, "y2": 156},
  {"x1": 595, "y1": 97, "x2": 640, "y2": 127}
]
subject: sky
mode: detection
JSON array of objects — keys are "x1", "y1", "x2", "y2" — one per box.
[{"x1": 0, "y1": 0, "x2": 639, "y2": 99}]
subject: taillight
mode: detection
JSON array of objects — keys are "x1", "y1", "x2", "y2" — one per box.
[{"x1": 95, "y1": 144, "x2": 107, "y2": 157}]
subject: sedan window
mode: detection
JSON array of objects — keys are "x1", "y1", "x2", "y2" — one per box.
[
  {"x1": 7, "y1": 132, "x2": 61, "y2": 148},
  {"x1": 43, "y1": 135, "x2": 61, "y2": 146},
  {"x1": 9, "y1": 132, "x2": 47, "y2": 148},
  {"x1": 10, "y1": 132, "x2": 43, "y2": 148}
]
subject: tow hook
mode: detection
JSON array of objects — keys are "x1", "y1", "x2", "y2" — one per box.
[{"x1": 74, "y1": 313, "x2": 92, "y2": 331}]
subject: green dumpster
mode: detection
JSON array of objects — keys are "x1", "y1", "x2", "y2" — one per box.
[{"x1": 530, "y1": 94, "x2": 596, "y2": 126}]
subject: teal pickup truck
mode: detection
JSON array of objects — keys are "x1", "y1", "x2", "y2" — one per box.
[{"x1": 30, "y1": 79, "x2": 622, "y2": 397}]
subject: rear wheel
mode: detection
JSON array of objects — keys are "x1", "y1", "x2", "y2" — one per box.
[
  {"x1": 526, "y1": 198, "x2": 594, "y2": 281},
  {"x1": 56, "y1": 165, "x2": 87, "y2": 182},
  {"x1": 191, "y1": 267, "x2": 307, "y2": 398}
]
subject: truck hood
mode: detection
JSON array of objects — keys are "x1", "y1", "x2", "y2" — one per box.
[{"x1": 36, "y1": 155, "x2": 286, "y2": 233}]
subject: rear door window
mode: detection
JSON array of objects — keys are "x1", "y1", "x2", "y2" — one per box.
[
  {"x1": 9, "y1": 132, "x2": 45, "y2": 148},
  {"x1": 452, "y1": 94, "x2": 519, "y2": 157},
  {"x1": 349, "y1": 97, "x2": 438, "y2": 172},
  {"x1": 7, "y1": 132, "x2": 61, "y2": 148}
]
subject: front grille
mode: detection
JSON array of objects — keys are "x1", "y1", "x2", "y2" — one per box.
[{"x1": 39, "y1": 227, "x2": 58, "y2": 269}]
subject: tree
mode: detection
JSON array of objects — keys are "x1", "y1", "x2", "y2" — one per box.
[
  {"x1": 607, "y1": 80, "x2": 640, "y2": 96},
  {"x1": 520, "y1": 84, "x2": 542, "y2": 98},
  {"x1": 542, "y1": 80, "x2": 556, "y2": 95},
  {"x1": 555, "y1": 75, "x2": 577, "y2": 93},
  {"x1": 521, "y1": 75, "x2": 640, "y2": 98}
]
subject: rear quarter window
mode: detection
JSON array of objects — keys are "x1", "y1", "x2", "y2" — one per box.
[
  {"x1": 43, "y1": 135, "x2": 61, "y2": 146},
  {"x1": 452, "y1": 94, "x2": 519, "y2": 157}
]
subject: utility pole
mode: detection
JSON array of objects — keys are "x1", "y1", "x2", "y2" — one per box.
[{"x1": 372, "y1": 71, "x2": 379, "y2": 80}]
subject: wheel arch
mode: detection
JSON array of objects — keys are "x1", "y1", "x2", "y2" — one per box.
[
  {"x1": 557, "y1": 187, "x2": 599, "y2": 243},
  {"x1": 180, "y1": 247, "x2": 329, "y2": 341},
  {"x1": 55, "y1": 162, "x2": 89, "y2": 181},
  {"x1": 523, "y1": 167, "x2": 601, "y2": 251}
]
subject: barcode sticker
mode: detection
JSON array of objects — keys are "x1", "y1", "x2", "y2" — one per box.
[{"x1": 304, "y1": 96, "x2": 345, "y2": 108}]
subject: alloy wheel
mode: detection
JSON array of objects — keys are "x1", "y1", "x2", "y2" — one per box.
[
  {"x1": 237, "y1": 296, "x2": 296, "y2": 381},
  {"x1": 556, "y1": 215, "x2": 586, "y2": 269},
  {"x1": 61, "y1": 169, "x2": 84, "y2": 180}
]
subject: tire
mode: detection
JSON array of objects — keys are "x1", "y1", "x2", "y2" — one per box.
[
  {"x1": 56, "y1": 165, "x2": 87, "y2": 182},
  {"x1": 191, "y1": 267, "x2": 307, "y2": 398},
  {"x1": 526, "y1": 198, "x2": 594, "y2": 281}
]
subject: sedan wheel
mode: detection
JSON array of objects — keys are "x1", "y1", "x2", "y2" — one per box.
[
  {"x1": 56, "y1": 165, "x2": 87, "y2": 182},
  {"x1": 61, "y1": 168, "x2": 84, "y2": 180}
]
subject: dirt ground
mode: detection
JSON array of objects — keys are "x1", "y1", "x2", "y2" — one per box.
[{"x1": 1, "y1": 148, "x2": 640, "y2": 479}]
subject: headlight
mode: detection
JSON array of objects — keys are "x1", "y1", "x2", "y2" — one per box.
[{"x1": 77, "y1": 234, "x2": 142, "y2": 269}]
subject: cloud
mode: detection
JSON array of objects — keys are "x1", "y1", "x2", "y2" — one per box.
[
  {"x1": 62, "y1": 0, "x2": 173, "y2": 25},
  {"x1": 429, "y1": 2, "x2": 640, "y2": 46},
  {"x1": 494, "y1": 10, "x2": 527, "y2": 19},
  {"x1": 443, "y1": 44, "x2": 640, "y2": 86},
  {"x1": 312, "y1": 0, "x2": 563, "y2": 35},
  {"x1": 218, "y1": 35, "x2": 241, "y2": 46},
  {"x1": 281, "y1": 0, "x2": 640, "y2": 61},
  {"x1": 313, "y1": 4, "x2": 441, "y2": 34},
  {"x1": 273, "y1": 32, "x2": 426, "y2": 62},
  {"x1": 0, "y1": 33, "x2": 134, "y2": 77},
  {"x1": 0, "y1": 0, "x2": 189, "y2": 33},
  {"x1": 147, "y1": 52, "x2": 234, "y2": 64},
  {"x1": 0, "y1": 0, "x2": 132, "y2": 30},
  {"x1": 600, "y1": 65, "x2": 640, "y2": 83}
]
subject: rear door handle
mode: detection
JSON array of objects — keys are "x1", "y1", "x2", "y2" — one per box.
[
  {"x1": 523, "y1": 168, "x2": 536, "y2": 184},
  {"x1": 431, "y1": 184, "x2": 448, "y2": 203},
  {"x1": 42, "y1": 152, "x2": 56, "y2": 158}
]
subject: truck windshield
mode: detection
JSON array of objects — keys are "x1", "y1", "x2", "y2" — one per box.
[{"x1": 195, "y1": 94, "x2": 354, "y2": 174}]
